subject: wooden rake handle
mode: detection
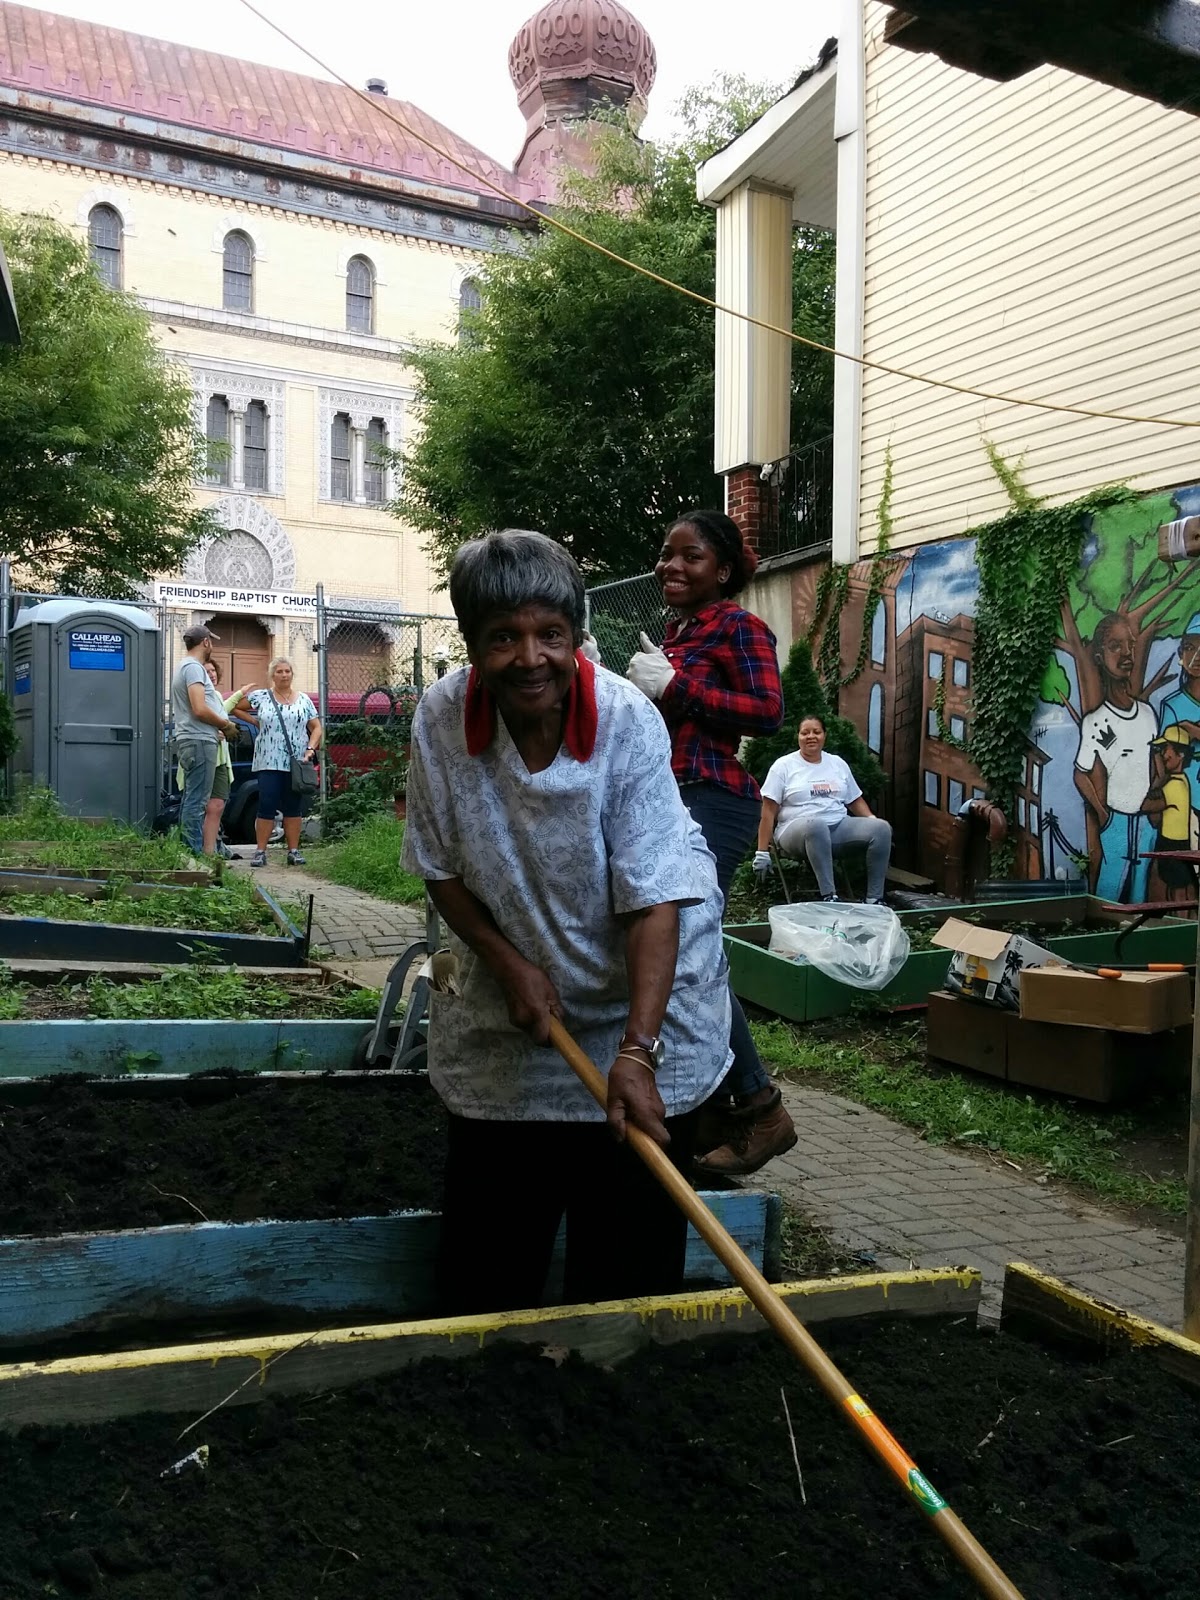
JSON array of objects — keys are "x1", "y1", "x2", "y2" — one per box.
[{"x1": 547, "y1": 1017, "x2": 1024, "y2": 1600}]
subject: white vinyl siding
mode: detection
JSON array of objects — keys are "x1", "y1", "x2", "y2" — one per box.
[{"x1": 857, "y1": 1, "x2": 1200, "y2": 555}]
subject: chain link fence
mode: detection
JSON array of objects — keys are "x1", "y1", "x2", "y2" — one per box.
[
  {"x1": 314, "y1": 592, "x2": 462, "y2": 832},
  {"x1": 585, "y1": 573, "x2": 666, "y2": 669}
]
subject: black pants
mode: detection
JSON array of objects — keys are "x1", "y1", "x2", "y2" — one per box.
[
  {"x1": 680, "y1": 781, "x2": 771, "y2": 1100},
  {"x1": 437, "y1": 1111, "x2": 698, "y2": 1316}
]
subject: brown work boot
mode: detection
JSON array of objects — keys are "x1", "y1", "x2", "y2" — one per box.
[{"x1": 693, "y1": 1088, "x2": 797, "y2": 1178}]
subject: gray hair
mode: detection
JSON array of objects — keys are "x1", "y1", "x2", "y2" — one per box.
[
  {"x1": 449, "y1": 529, "x2": 585, "y2": 648},
  {"x1": 268, "y1": 656, "x2": 295, "y2": 678}
]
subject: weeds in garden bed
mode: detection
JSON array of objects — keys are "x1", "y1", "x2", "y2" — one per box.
[
  {"x1": 0, "y1": 790, "x2": 195, "y2": 872},
  {"x1": 752, "y1": 1015, "x2": 1187, "y2": 1216},
  {"x1": 0, "y1": 964, "x2": 380, "y2": 1020},
  {"x1": 306, "y1": 815, "x2": 425, "y2": 905},
  {"x1": 0, "y1": 877, "x2": 280, "y2": 934}
]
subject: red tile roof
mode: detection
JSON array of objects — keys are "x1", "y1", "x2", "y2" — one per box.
[{"x1": 0, "y1": 1, "x2": 538, "y2": 202}]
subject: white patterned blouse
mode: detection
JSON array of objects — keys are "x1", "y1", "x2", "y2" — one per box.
[{"x1": 401, "y1": 665, "x2": 732, "y2": 1122}]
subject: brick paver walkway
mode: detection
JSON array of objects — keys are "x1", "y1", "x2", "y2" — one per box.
[
  {"x1": 228, "y1": 852, "x2": 423, "y2": 962},
  {"x1": 769, "y1": 1084, "x2": 1184, "y2": 1328}
]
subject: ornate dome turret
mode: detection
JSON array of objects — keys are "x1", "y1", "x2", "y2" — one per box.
[
  {"x1": 508, "y1": 0, "x2": 657, "y2": 112},
  {"x1": 508, "y1": 0, "x2": 657, "y2": 189}
]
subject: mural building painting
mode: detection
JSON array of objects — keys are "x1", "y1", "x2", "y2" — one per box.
[{"x1": 807, "y1": 485, "x2": 1200, "y2": 903}]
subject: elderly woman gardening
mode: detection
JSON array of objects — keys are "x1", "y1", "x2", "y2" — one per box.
[{"x1": 401, "y1": 530, "x2": 732, "y2": 1315}]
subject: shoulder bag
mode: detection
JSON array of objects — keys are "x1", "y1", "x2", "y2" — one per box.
[{"x1": 269, "y1": 693, "x2": 319, "y2": 796}]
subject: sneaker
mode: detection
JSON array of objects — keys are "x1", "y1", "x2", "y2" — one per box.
[
  {"x1": 693, "y1": 1089, "x2": 798, "y2": 1178},
  {"x1": 250, "y1": 849, "x2": 267, "y2": 868},
  {"x1": 286, "y1": 849, "x2": 307, "y2": 866},
  {"x1": 821, "y1": 893, "x2": 839, "y2": 902}
]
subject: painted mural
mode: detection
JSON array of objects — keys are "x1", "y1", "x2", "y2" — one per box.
[{"x1": 807, "y1": 483, "x2": 1200, "y2": 900}]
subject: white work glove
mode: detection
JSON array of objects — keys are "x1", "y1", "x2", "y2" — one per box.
[
  {"x1": 627, "y1": 632, "x2": 675, "y2": 701},
  {"x1": 579, "y1": 630, "x2": 603, "y2": 665},
  {"x1": 753, "y1": 849, "x2": 773, "y2": 881}
]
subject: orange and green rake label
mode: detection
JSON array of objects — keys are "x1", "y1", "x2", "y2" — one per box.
[{"x1": 843, "y1": 1393, "x2": 947, "y2": 1517}]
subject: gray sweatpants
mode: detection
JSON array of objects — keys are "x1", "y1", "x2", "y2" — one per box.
[{"x1": 776, "y1": 814, "x2": 893, "y2": 901}]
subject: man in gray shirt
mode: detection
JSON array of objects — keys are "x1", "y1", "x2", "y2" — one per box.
[{"x1": 171, "y1": 624, "x2": 238, "y2": 855}]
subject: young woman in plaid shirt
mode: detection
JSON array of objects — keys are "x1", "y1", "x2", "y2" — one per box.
[{"x1": 628, "y1": 509, "x2": 797, "y2": 1176}]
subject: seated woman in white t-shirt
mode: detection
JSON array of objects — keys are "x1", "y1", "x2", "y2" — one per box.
[{"x1": 753, "y1": 714, "x2": 893, "y2": 903}]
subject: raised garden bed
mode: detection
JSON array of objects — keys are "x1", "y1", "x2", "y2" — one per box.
[
  {"x1": 0, "y1": 1267, "x2": 1194, "y2": 1597},
  {"x1": 0, "y1": 1074, "x2": 778, "y2": 1352},
  {"x1": 725, "y1": 895, "x2": 1197, "y2": 1023},
  {"x1": 0, "y1": 879, "x2": 307, "y2": 966},
  {"x1": 0, "y1": 966, "x2": 377, "y2": 1022}
]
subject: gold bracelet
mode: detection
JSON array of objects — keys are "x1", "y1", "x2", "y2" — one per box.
[{"x1": 615, "y1": 1048, "x2": 657, "y2": 1075}]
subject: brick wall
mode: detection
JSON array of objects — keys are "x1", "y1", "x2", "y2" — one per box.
[{"x1": 725, "y1": 465, "x2": 779, "y2": 550}]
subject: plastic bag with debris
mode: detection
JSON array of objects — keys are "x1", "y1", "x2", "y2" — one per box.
[{"x1": 767, "y1": 902, "x2": 910, "y2": 990}]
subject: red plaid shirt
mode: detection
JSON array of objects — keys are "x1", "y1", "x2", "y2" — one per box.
[{"x1": 658, "y1": 600, "x2": 783, "y2": 800}]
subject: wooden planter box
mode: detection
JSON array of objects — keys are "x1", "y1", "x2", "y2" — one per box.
[
  {"x1": 0, "y1": 1189, "x2": 782, "y2": 1353},
  {"x1": 0, "y1": 1018, "x2": 368, "y2": 1077},
  {"x1": 725, "y1": 895, "x2": 1197, "y2": 1023},
  {"x1": 0, "y1": 1040, "x2": 781, "y2": 1351},
  {"x1": 0, "y1": 882, "x2": 307, "y2": 967},
  {"x1": 0, "y1": 1266, "x2": 982, "y2": 1430}
]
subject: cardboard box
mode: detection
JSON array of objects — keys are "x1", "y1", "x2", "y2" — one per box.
[
  {"x1": 926, "y1": 989, "x2": 1006, "y2": 1080},
  {"x1": 932, "y1": 917, "x2": 1068, "y2": 1010},
  {"x1": 1020, "y1": 967, "x2": 1192, "y2": 1034},
  {"x1": 926, "y1": 990, "x2": 1189, "y2": 1104}
]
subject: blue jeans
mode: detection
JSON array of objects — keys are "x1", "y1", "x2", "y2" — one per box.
[
  {"x1": 176, "y1": 739, "x2": 218, "y2": 855},
  {"x1": 1095, "y1": 809, "x2": 1150, "y2": 904},
  {"x1": 680, "y1": 782, "x2": 771, "y2": 1100}
]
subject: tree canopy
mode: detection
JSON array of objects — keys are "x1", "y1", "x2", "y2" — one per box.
[
  {"x1": 395, "y1": 75, "x2": 835, "y2": 581},
  {"x1": 0, "y1": 211, "x2": 213, "y2": 595}
]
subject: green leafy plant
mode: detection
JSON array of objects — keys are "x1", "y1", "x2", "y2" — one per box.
[
  {"x1": 752, "y1": 1016, "x2": 1185, "y2": 1216},
  {"x1": 807, "y1": 447, "x2": 897, "y2": 704},
  {"x1": 306, "y1": 814, "x2": 425, "y2": 906},
  {"x1": 0, "y1": 210, "x2": 214, "y2": 594},
  {"x1": 966, "y1": 449, "x2": 1136, "y2": 869}
]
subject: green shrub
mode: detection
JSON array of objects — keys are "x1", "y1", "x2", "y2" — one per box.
[
  {"x1": 743, "y1": 637, "x2": 884, "y2": 802},
  {"x1": 307, "y1": 814, "x2": 425, "y2": 905}
]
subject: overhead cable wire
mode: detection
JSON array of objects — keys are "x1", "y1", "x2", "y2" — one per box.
[{"x1": 238, "y1": 0, "x2": 1200, "y2": 431}]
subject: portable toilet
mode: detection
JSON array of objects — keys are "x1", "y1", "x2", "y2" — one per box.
[{"x1": 8, "y1": 599, "x2": 162, "y2": 825}]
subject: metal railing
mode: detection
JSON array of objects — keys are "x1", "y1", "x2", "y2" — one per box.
[{"x1": 770, "y1": 434, "x2": 833, "y2": 557}]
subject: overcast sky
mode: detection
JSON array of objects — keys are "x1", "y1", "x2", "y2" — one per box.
[{"x1": 37, "y1": 0, "x2": 840, "y2": 167}]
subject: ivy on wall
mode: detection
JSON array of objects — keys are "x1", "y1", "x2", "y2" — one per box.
[
  {"x1": 810, "y1": 447, "x2": 895, "y2": 706},
  {"x1": 966, "y1": 446, "x2": 1136, "y2": 862}
]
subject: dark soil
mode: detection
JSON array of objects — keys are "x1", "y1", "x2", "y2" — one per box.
[
  {"x1": 2, "y1": 1317, "x2": 1196, "y2": 1598},
  {"x1": 0, "y1": 1076, "x2": 447, "y2": 1234}
]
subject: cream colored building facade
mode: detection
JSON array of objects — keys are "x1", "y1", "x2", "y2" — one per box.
[
  {"x1": 0, "y1": 1, "x2": 548, "y2": 692},
  {"x1": 699, "y1": 0, "x2": 1200, "y2": 565}
]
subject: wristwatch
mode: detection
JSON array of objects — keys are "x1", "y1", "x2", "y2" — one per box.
[{"x1": 620, "y1": 1031, "x2": 665, "y2": 1070}]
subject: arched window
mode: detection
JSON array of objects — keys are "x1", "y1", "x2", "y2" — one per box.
[
  {"x1": 868, "y1": 682, "x2": 884, "y2": 755},
  {"x1": 243, "y1": 400, "x2": 268, "y2": 490},
  {"x1": 346, "y1": 255, "x2": 374, "y2": 333},
  {"x1": 206, "y1": 394, "x2": 230, "y2": 485},
  {"x1": 870, "y1": 599, "x2": 887, "y2": 667},
  {"x1": 222, "y1": 231, "x2": 254, "y2": 311},
  {"x1": 458, "y1": 276, "x2": 482, "y2": 345},
  {"x1": 364, "y1": 417, "x2": 387, "y2": 503},
  {"x1": 331, "y1": 412, "x2": 352, "y2": 501},
  {"x1": 88, "y1": 205, "x2": 122, "y2": 289}
]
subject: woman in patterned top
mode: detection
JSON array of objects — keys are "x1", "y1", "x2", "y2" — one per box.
[
  {"x1": 402, "y1": 529, "x2": 731, "y2": 1315},
  {"x1": 628, "y1": 508, "x2": 796, "y2": 1178},
  {"x1": 244, "y1": 657, "x2": 321, "y2": 868}
]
